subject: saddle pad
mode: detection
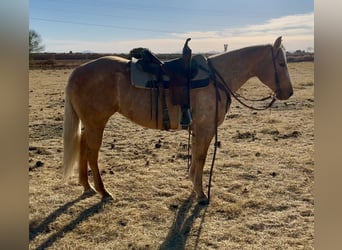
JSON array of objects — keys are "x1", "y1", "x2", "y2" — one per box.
[{"x1": 130, "y1": 55, "x2": 210, "y2": 89}]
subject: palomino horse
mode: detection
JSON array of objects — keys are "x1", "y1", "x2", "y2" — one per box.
[{"x1": 63, "y1": 36, "x2": 293, "y2": 204}]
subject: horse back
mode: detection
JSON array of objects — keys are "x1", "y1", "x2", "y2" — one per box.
[
  {"x1": 67, "y1": 55, "x2": 130, "y2": 93},
  {"x1": 77, "y1": 55, "x2": 129, "y2": 74}
]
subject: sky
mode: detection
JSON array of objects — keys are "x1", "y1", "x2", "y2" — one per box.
[{"x1": 29, "y1": 0, "x2": 314, "y2": 53}]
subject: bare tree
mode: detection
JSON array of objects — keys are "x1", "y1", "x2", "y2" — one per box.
[{"x1": 29, "y1": 29, "x2": 45, "y2": 53}]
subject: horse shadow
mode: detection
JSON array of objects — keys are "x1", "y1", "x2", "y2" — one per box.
[
  {"x1": 160, "y1": 193, "x2": 208, "y2": 250},
  {"x1": 29, "y1": 193, "x2": 110, "y2": 250},
  {"x1": 30, "y1": 192, "x2": 207, "y2": 249}
]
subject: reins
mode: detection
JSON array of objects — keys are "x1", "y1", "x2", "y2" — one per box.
[
  {"x1": 207, "y1": 45, "x2": 281, "y2": 111},
  {"x1": 207, "y1": 74, "x2": 220, "y2": 203},
  {"x1": 208, "y1": 64, "x2": 277, "y2": 111},
  {"x1": 204, "y1": 47, "x2": 281, "y2": 202}
]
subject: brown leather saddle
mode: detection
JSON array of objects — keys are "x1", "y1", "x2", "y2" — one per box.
[
  {"x1": 130, "y1": 39, "x2": 210, "y2": 105},
  {"x1": 129, "y1": 39, "x2": 210, "y2": 129},
  {"x1": 133, "y1": 38, "x2": 192, "y2": 105}
]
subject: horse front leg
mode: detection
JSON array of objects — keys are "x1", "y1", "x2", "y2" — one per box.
[{"x1": 189, "y1": 131, "x2": 214, "y2": 204}]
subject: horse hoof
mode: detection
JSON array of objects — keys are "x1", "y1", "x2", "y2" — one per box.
[
  {"x1": 197, "y1": 196, "x2": 210, "y2": 206},
  {"x1": 81, "y1": 188, "x2": 97, "y2": 198},
  {"x1": 101, "y1": 193, "x2": 114, "y2": 202}
]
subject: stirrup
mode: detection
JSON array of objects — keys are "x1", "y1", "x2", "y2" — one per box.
[{"x1": 180, "y1": 109, "x2": 192, "y2": 129}]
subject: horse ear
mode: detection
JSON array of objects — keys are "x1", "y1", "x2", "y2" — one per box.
[{"x1": 274, "y1": 36, "x2": 282, "y2": 49}]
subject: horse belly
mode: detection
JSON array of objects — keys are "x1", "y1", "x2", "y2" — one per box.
[{"x1": 118, "y1": 93, "x2": 181, "y2": 130}]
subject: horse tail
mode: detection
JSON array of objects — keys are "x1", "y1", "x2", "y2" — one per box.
[{"x1": 62, "y1": 87, "x2": 81, "y2": 181}]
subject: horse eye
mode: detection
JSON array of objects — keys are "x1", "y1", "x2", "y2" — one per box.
[{"x1": 279, "y1": 62, "x2": 285, "y2": 67}]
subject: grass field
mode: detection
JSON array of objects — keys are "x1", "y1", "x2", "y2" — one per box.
[{"x1": 29, "y1": 61, "x2": 314, "y2": 249}]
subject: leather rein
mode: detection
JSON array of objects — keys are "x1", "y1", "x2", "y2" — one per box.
[
  {"x1": 208, "y1": 45, "x2": 282, "y2": 111},
  {"x1": 205, "y1": 46, "x2": 281, "y2": 202}
]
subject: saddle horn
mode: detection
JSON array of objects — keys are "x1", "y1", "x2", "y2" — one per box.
[
  {"x1": 182, "y1": 38, "x2": 192, "y2": 62},
  {"x1": 182, "y1": 38, "x2": 192, "y2": 72},
  {"x1": 184, "y1": 38, "x2": 191, "y2": 48}
]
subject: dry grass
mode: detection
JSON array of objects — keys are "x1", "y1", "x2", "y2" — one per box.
[{"x1": 29, "y1": 62, "x2": 314, "y2": 249}]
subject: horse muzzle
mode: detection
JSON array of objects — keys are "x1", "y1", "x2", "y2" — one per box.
[{"x1": 275, "y1": 88, "x2": 293, "y2": 100}]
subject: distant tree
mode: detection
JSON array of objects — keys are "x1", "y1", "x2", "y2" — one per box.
[
  {"x1": 29, "y1": 29, "x2": 45, "y2": 53},
  {"x1": 295, "y1": 49, "x2": 305, "y2": 55},
  {"x1": 306, "y1": 47, "x2": 314, "y2": 53}
]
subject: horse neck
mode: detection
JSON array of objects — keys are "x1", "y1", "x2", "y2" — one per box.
[{"x1": 209, "y1": 45, "x2": 270, "y2": 93}]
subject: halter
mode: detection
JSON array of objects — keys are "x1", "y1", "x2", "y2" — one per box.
[{"x1": 270, "y1": 45, "x2": 282, "y2": 95}]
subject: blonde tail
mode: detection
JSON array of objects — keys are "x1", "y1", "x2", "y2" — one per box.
[{"x1": 62, "y1": 91, "x2": 81, "y2": 181}]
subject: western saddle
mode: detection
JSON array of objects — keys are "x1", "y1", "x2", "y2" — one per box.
[{"x1": 130, "y1": 38, "x2": 196, "y2": 129}]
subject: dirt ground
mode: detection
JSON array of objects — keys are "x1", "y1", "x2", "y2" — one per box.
[{"x1": 29, "y1": 61, "x2": 314, "y2": 249}]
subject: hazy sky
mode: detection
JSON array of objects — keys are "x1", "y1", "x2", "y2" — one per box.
[{"x1": 29, "y1": 0, "x2": 314, "y2": 53}]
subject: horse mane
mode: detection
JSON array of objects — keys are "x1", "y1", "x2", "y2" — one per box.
[{"x1": 209, "y1": 44, "x2": 271, "y2": 59}]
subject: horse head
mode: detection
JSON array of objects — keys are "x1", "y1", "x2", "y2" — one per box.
[{"x1": 269, "y1": 36, "x2": 293, "y2": 100}]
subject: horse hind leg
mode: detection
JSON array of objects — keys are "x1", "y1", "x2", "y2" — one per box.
[
  {"x1": 78, "y1": 131, "x2": 96, "y2": 197},
  {"x1": 84, "y1": 126, "x2": 113, "y2": 200}
]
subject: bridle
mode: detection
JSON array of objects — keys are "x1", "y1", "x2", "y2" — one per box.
[
  {"x1": 201, "y1": 46, "x2": 284, "y2": 202},
  {"x1": 270, "y1": 45, "x2": 283, "y2": 96},
  {"x1": 208, "y1": 45, "x2": 284, "y2": 111}
]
